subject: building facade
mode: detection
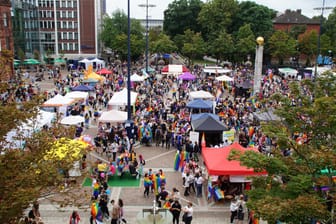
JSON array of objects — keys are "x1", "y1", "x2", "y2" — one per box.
[
  {"x1": 12, "y1": 0, "x2": 106, "y2": 60},
  {"x1": 0, "y1": 0, "x2": 13, "y2": 52},
  {"x1": 273, "y1": 9, "x2": 320, "y2": 33}
]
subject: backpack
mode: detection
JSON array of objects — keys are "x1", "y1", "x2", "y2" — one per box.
[{"x1": 238, "y1": 204, "x2": 243, "y2": 214}]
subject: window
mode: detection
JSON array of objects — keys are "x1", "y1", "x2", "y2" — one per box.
[
  {"x1": 73, "y1": 0, "x2": 77, "y2": 7},
  {"x1": 69, "y1": 32, "x2": 73, "y2": 39},
  {"x1": 67, "y1": 1, "x2": 72, "y2": 8},
  {"x1": 74, "y1": 32, "x2": 78, "y2": 39},
  {"x1": 61, "y1": 1, "x2": 66, "y2": 8},
  {"x1": 3, "y1": 13, "x2": 8, "y2": 27},
  {"x1": 58, "y1": 32, "x2": 62, "y2": 40},
  {"x1": 6, "y1": 37, "x2": 10, "y2": 50},
  {"x1": 63, "y1": 32, "x2": 67, "y2": 39},
  {"x1": 62, "y1": 21, "x2": 66, "y2": 28},
  {"x1": 74, "y1": 43, "x2": 78, "y2": 50},
  {"x1": 57, "y1": 21, "x2": 61, "y2": 29},
  {"x1": 69, "y1": 43, "x2": 73, "y2": 51},
  {"x1": 62, "y1": 11, "x2": 66, "y2": 18},
  {"x1": 74, "y1": 22, "x2": 78, "y2": 28},
  {"x1": 63, "y1": 43, "x2": 67, "y2": 50}
]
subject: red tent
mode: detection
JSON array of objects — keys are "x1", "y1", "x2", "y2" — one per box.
[
  {"x1": 202, "y1": 142, "x2": 267, "y2": 176},
  {"x1": 96, "y1": 68, "x2": 112, "y2": 75},
  {"x1": 161, "y1": 64, "x2": 189, "y2": 74}
]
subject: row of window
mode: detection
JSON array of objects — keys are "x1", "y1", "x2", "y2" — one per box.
[
  {"x1": 58, "y1": 43, "x2": 78, "y2": 51},
  {"x1": 39, "y1": 10, "x2": 78, "y2": 19},
  {"x1": 58, "y1": 32, "x2": 79, "y2": 40},
  {"x1": 38, "y1": 21, "x2": 78, "y2": 29},
  {"x1": 38, "y1": 0, "x2": 78, "y2": 8}
]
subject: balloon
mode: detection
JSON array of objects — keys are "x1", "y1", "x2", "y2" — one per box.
[{"x1": 100, "y1": 172, "x2": 105, "y2": 178}]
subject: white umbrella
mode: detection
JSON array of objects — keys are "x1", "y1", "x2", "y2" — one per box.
[
  {"x1": 60, "y1": 115, "x2": 85, "y2": 125},
  {"x1": 215, "y1": 74, "x2": 234, "y2": 82}
]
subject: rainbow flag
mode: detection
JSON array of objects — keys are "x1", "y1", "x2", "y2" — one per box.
[
  {"x1": 163, "y1": 200, "x2": 171, "y2": 209},
  {"x1": 152, "y1": 175, "x2": 158, "y2": 195},
  {"x1": 207, "y1": 181, "x2": 213, "y2": 200},
  {"x1": 160, "y1": 174, "x2": 166, "y2": 186},
  {"x1": 91, "y1": 202, "x2": 98, "y2": 218},
  {"x1": 214, "y1": 188, "x2": 224, "y2": 200},
  {"x1": 144, "y1": 177, "x2": 152, "y2": 187},
  {"x1": 174, "y1": 152, "x2": 180, "y2": 171}
]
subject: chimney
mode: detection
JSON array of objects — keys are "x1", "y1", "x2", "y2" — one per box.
[{"x1": 296, "y1": 9, "x2": 302, "y2": 14}]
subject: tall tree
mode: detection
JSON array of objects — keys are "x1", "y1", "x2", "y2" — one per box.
[
  {"x1": 269, "y1": 30, "x2": 297, "y2": 64},
  {"x1": 207, "y1": 30, "x2": 235, "y2": 63},
  {"x1": 234, "y1": 24, "x2": 256, "y2": 62},
  {"x1": 197, "y1": 0, "x2": 239, "y2": 40},
  {"x1": 298, "y1": 30, "x2": 318, "y2": 66},
  {"x1": 323, "y1": 8, "x2": 336, "y2": 53},
  {"x1": 163, "y1": 0, "x2": 203, "y2": 38},
  {"x1": 232, "y1": 74, "x2": 336, "y2": 223},
  {"x1": 231, "y1": 1, "x2": 276, "y2": 37},
  {"x1": 100, "y1": 10, "x2": 145, "y2": 60},
  {"x1": 180, "y1": 29, "x2": 205, "y2": 66},
  {"x1": 150, "y1": 33, "x2": 177, "y2": 54}
]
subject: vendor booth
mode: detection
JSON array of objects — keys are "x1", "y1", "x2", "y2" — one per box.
[
  {"x1": 108, "y1": 88, "x2": 138, "y2": 110},
  {"x1": 42, "y1": 94, "x2": 75, "y2": 116},
  {"x1": 202, "y1": 142, "x2": 267, "y2": 200},
  {"x1": 98, "y1": 110, "x2": 128, "y2": 124},
  {"x1": 189, "y1": 90, "x2": 214, "y2": 100},
  {"x1": 161, "y1": 64, "x2": 189, "y2": 75}
]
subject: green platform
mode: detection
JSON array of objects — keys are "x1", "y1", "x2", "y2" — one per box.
[{"x1": 83, "y1": 173, "x2": 140, "y2": 187}]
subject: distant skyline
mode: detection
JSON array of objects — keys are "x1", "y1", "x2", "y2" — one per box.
[{"x1": 106, "y1": 0, "x2": 335, "y2": 20}]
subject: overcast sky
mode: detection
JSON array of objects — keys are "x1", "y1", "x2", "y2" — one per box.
[{"x1": 106, "y1": 0, "x2": 335, "y2": 20}]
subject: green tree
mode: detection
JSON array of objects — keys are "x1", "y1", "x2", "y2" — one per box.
[
  {"x1": 100, "y1": 10, "x2": 145, "y2": 60},
  {"x1": 298, "y1": 30, "x2": 318, "y2": 66},
  {"x1": 231, "y1": 74, "x2": 336, "y2": 223},
  {"x1": 150, "y1": 33, "x2": 177, "y2": 54},
  {"x1": 180, "y1": 29, "x2": 205, "y2": 66},
  {"x1": 197, "y1": 0, "x2": 239, "y2": 40},
  {"x1": 323, "y1": 8, "x2": 336, "y2": 53},
  {"x1": 207, "y1": 30, "x2": 235, "y2": 63},
  {"x1": 234, "y1": 24, "x2": 256, "y2": 62},
  {"x1": 163, "y1": 0, "x2": 203, "y2": 38},
  {"x1": 289, "y1": 25, "x2": 307, "y2": 39},
  {"x1": 269, "y1": 30, "x2": 297, "y2": 64},
  {"x1": 231, "y1": 1, "x2": 275, "y2": 37},
  {"x1": 0, "y1": 52, "x2": 88, "y2": 223}
]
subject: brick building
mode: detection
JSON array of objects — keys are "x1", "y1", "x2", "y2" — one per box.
[
  {"x1": 273, "y1": 9, "x2": 320, "y2": 33},
  {"x1": 0, "y1": 0, "x2": 13, "y2": 52}
]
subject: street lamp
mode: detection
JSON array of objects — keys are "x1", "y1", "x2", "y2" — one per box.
[
  {"x1": 313, "y1": 0, "x2": 333, "y2": 76},
  {"x1": 253, "y1": 36, "x2": 264, "y2": 96},
  {"x1": 139, "y1": 0, "x2": 156, "y2": 74},
  {"x1": 125, "y1": 0, "x2": 133, "y2": 139}
]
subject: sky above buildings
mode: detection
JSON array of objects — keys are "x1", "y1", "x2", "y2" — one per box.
[{"x1": 106, "y1": 0, "x2": 335, "y2": 20}]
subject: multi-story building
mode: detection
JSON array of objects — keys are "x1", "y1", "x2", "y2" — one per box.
[
  {"x1": 0, "y1": 0, "x2": 13, "y2": 52},
  {"x1": 12, "y1": 0, "x2": 106, "y2": 60}
]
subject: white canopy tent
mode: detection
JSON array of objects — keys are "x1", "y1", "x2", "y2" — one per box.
[
  {"x1": 42, "y1": 94, "x2": 75, "y2": 107},
  {"x1": 60, "y1": 115, "x2": 85, "y2": 125},
  {"x1": 278, "y1": 68, "x2": 298, "y2": 78},
  {"x1": 189, "y1": 90, "x2": 215, "y2": 99},
  {"x1": 90, "y1": 58, "x2": 105, "y2": 69},
  {"x1": 78, "y1": 58, "x2": 93, "y2": 70},
  {"x1": 130, "y1": 73, "x2": 145, "y2": 82},
  {"x1": 98, "y1": 110, "x2": 128, "y2": 123},
  {"x1": 5, "y1": 110, "x2": 55, "y2": 149},
  {"x1": 65, "y1": 91, "x2": 89, "y2": 100},
  {"x1": 215, "y1": 74, "x2": 234, "y2": 82},
  {"x1": 203, "y1": 66, "x2": 232, "y2": 74},
  {"x1": 108, "y1": 88, "x2": 138, "y2": 106}
]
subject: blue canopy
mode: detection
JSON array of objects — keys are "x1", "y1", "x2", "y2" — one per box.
[
  {"x1": 191, "y1": 113, "x2": 219, "y2": 121},
  {"x1": 186, "y1": 99, "x2": 213, "y2": 109},
  {"x1": 71, "y1": 84, "x2": 95, "y2": 92}
]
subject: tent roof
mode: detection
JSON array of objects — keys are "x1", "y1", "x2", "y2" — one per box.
[
  {"x1": 42, "y1": 94, "x2": 74, "y2": 107},
  {"x1": 189, "y1": 90, "x2": 214, "y2": 99},
  {"x1": 108, "y1": 88, "x2": 138, "y2": 106},
  {"x1": 186, "y1": 99, "x2": 213, "y2": 109},
  {"x1": 253, "y1": 110, "x2": 281, "y2": 122},
  {"x1": 71, "y1": 85, "x2": 95, "y2": 92},
  {"x1": 215, "y1": 74, "x2": 234, "y2": 82},
  {"x1": 191, "y1": 116, "x2": 228, "y2": 132},
  {"x1": 96, "y1": 68, "x2": 112, "y2": 75},
  {"x1": 191, "y1": 113, "x2": 219, "y2": 121},
  {"x1": 178, "y1": 72, "x2": 196, "y2": 81},
  {"x1": 161, "y1": 64, "x2": 189, "y2": 74},
  {"x1": 98, "y1": 110, "x2": 128, "y2": 123},
  {"x1": 64, "y1": 91, "x2": 89, "y2": 100},
  {"x1": 130, "y1": 73, "x2": 145, "y2": 82},
  {"x1": 202, "y1": 142, "x2": 267, "y2": 176}
]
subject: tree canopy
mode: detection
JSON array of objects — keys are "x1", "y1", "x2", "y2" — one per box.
[
  {"x1": 232, "y1": 74, "x2": 336, "y2": 223},
  {"x1": 269, "y1": 30, "x2": 297, "y2": 64},
  {"x1": 163, "y1": 0, "x2": 203, "y2": 38}
]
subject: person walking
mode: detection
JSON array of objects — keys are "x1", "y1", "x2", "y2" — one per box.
[
  {"x1": 195, "y1": 174, "x2": 204, "y2": 198},
  {"x1": 182, "y1": 201, "x2": 193, "y2": 224},
  {"x1": 170, "y1": 200, "x2": 181, "y2": 224},
  {"x1": 237, "y1": 194, "x2": 247, "y2": 224},
  {"x1": 118, "y1": 199, "x2": 127, "y2": 224},
  {"x1": 110, "y1": 199, "x2": 120, "y2": 224},
  {"x1": 69, "y1": 211, "x2": 80, "y2": 224},
  {"x1": 230, "y1": 197, "x2": 239, "y2": 224}
]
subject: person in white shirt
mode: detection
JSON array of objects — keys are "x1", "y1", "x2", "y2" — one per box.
[
  {"x1": 182, "y1": 202, "x2": 193, "y2": 224},
  {"x1": 195, "y1": 174, "x2": 204, "y2": 197}
]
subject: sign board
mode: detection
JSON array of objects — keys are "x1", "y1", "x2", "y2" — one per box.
[
  {"x1": 223, "y1": 129, "x2": 235, "y2": 142},
  {"x1": 189, "y1": 131, "x2": 199, "y2": 144}
]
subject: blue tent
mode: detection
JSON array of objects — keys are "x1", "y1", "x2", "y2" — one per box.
[
  {"x1": 191, "y1": 113, "x2": 219, "y2": 121},
  {"x1": 71, "y1": 84, "x2": 95, "y2": 92},
  {"x1": 186, "y1": 99, "x2": 213, "y2": 109}
]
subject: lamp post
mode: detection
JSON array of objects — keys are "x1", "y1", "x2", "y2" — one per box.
[
  {"x1": 139, "y1": 0, "x2": 156, "y2": 74},
  {"x1": 313, "y1": 0, "x2": 333, "y2": 77},
  {"x1": 125, "y1": 0, "x2": 133, "y2": 139}
]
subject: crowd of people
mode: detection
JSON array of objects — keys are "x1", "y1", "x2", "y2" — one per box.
[{"x1": 18, "y1": 56, "x2": 326, "y2": 224}]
